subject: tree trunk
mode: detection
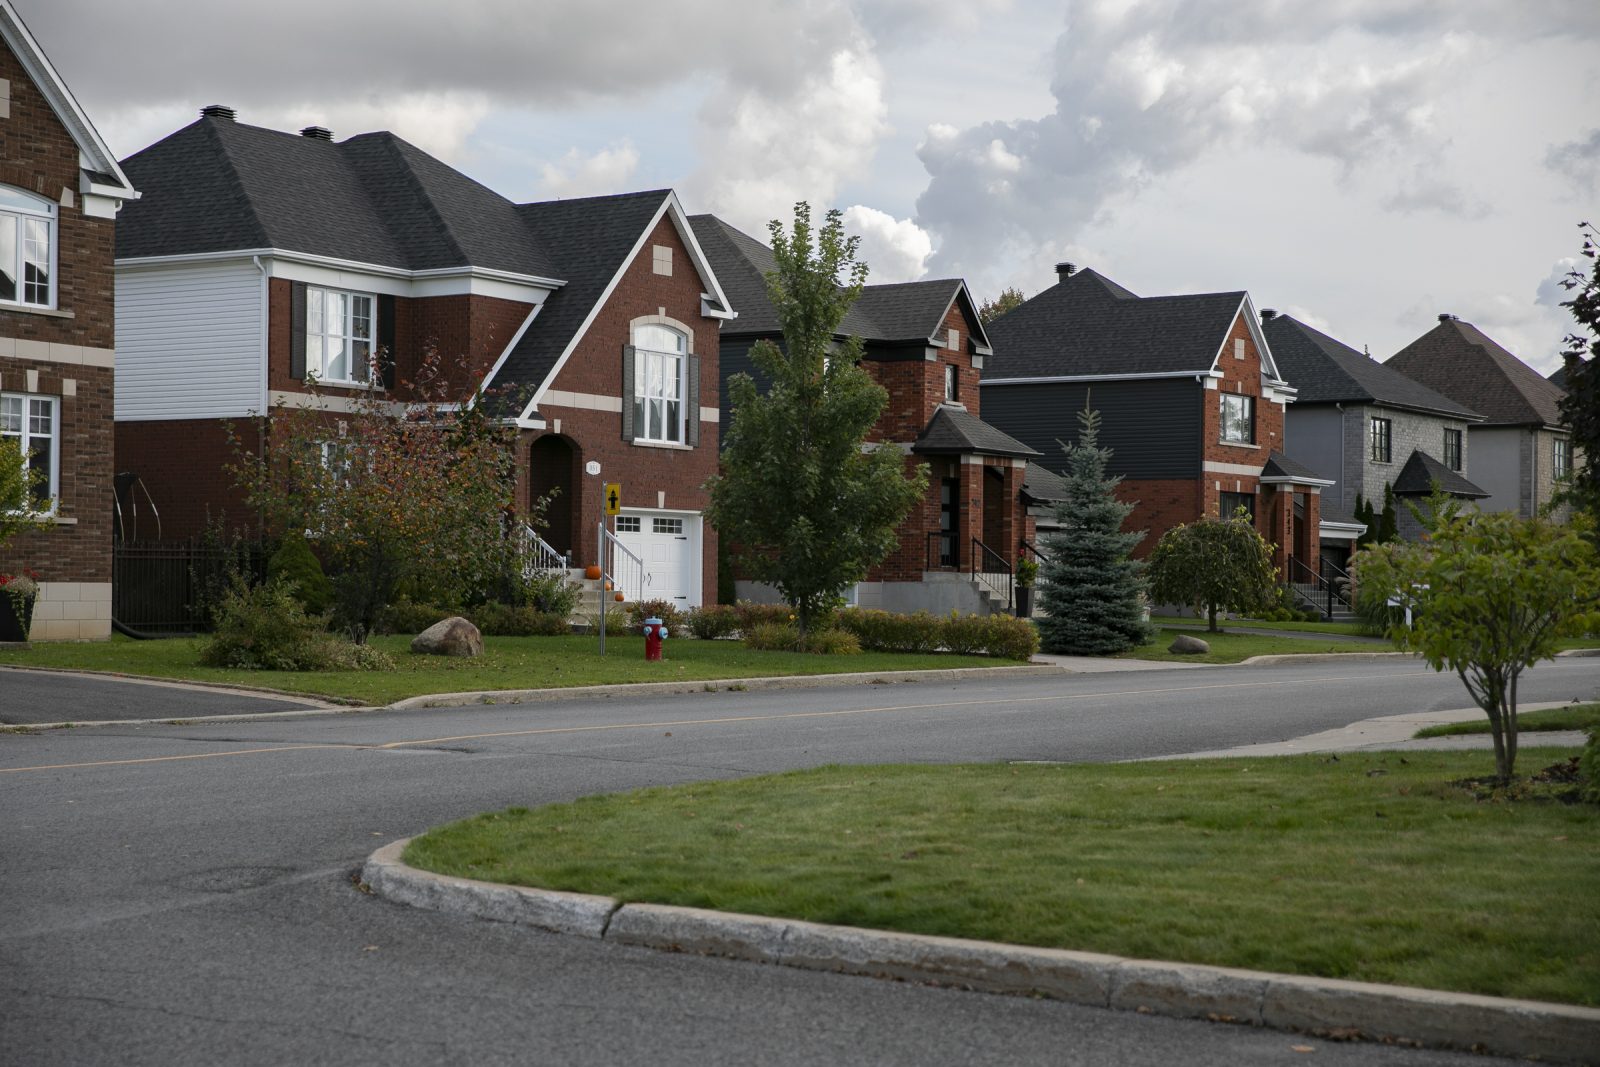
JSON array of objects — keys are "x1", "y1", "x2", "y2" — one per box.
[{"x1": 1207, "y1": 602, "x2": 1219, "y2": 632}]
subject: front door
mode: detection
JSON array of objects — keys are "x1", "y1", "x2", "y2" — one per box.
[{"x1": 939, "y1": 478, "x2": 959, "y2": 568}]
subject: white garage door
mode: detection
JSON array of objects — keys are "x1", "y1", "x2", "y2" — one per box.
[{"x1": 615, "y1": 511, "x2": 700, "y2": 607}]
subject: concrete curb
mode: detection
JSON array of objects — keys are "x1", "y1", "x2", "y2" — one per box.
[
  {"x1": 385, "y1": 664, "x2": 1067, "y2": 711},
  {"x1": 365, "y1": 839, "x2": 1600, "y2": 1064}
]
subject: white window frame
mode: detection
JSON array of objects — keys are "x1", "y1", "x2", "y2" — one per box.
[
  {"x1": 0, "y1": 186, "x2": 57, "y2": 311},
  {"x1": 1219, "y1": 393, "x2": 1255, "y2": 444},
  {"x1": 632, "y1": 324, "x2": 686, "y2": 445},
  {"x1": 306, "y1": 286, "x2": 376, "y2": 387},
  {"x1": 1554, "y1": 437, "x2": 1572, "y2": 481},
  {"x1": 1, "y1": 392, "x2": 59, "y2": 514}
]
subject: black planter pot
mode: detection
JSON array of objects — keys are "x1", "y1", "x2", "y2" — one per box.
[
  {"x1": 0, "y1": 592, "x2": 35, "y2": 642},
  {"x1": 1014, "y1": 586, "x2": 1034, "y2": 618}
]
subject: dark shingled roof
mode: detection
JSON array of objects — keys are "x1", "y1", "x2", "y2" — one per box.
[
  {"x1": 1262, "y1": 314, "x2": 1480, "y2": 418},
  {"x1": 983, "y1": 268, "x2": 1251, "y2": 379},
  {"x1": 911, "y1": 406, "x2": 1040, "y2": 458},
  {"x1": 118, "y1": 116, "x2": 560, "y2": 279},
  {"x1": 1386, "y1": 319, "x2": 1566, "y2": 427},
  {"x1": 1022, "y1": 461, "x2": 1070, "y2": 504},
  {"x1": 689, "y1": 215, "x2": 984, "y2": 346},
  {"x1": 1391, "y1": 449, "x2": 1489, "y2": 498},
  {"x1": 1261, "y1": 450, "x2": 1333, "y2": 483}
]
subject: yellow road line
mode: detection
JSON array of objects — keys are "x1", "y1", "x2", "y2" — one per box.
[{"x1": 1, "y1": 671, "x2": 1436, "y2": 775}]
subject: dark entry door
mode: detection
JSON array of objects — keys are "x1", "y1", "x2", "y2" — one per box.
[{"x1": 939, "y1": 477, "x2": 959, "y2": 568}]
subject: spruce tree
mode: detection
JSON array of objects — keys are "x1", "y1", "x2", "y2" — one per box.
[
  {"x1": 1036, "y1": 404, "x2": 1153, "y2": 654},
  {"x1": 1378, "y1": 482, "x2": 1399, "y2": 543},
  {"x1": 1354, "y1": 492, "x2": 1374, "y2": 548}
]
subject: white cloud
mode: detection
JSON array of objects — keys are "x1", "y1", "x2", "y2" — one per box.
[
  {"x1": 842, "y1": 205, "x2": 933, "y2": 283},
  {"x1": 538, "y1": 142, "x2": 641, "y2": 199}
]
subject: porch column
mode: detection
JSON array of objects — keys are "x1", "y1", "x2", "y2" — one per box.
[
  {"x1": 959, "y1": 456, "x2": 984, "y2": 571},
  {"x1": 998, "y1": 460, "x2": 1022, "y2": 565}
]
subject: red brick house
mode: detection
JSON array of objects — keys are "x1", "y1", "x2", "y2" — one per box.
[
  {"x1": 692, "y1": 215, "x2": 1045, "y2": 615},
  {"x1": 114, "y1": 109, "x2": 732, "y2": 607},
  {"x1": 0, "y1": 1, "x2": 138, "y2": 640},
  {"x1": 982, "y1": 265, "x2": 1332, "y2": 587}
]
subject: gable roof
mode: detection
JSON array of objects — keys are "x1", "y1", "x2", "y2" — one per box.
[
  {"x1": 1391, "y1": 449, "x2": 1489, "y2": 498},
  {"x1": 1021, "y1": 461, "x2": 1070, "y2": 504},
  {"x1": 688, "y1": 215, "x2": 992, "y2": 349},
  {"x1": 1262, "y1": 313, "x2": 1481, "y2": 419},
  {"x1": 118, "y1": 115, "x2": 561, "y2": 280},
  {"x1": 983, "y1": 268, "x2": 1280, "y2": 381},
  {"x1": 0, "y1": 1, "x2": 136, "y2": 202},
  {"x1": 1386, "y1": 318, "x2": 1566, "y2": 428},
  {"x1": 911, "y1": 406, "x2": 1040, "y2": 458},
  {"x1": 1260, "y1": 450, "x2": 1334, "y2": 485}
]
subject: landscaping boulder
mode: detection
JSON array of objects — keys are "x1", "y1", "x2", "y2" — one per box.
[
  {"x1": 411, "y1": 616, "x2": 483, "y2": 657},
  {"x1": 1168, "y1": 634, "x2": 1210, "y2": 655}
]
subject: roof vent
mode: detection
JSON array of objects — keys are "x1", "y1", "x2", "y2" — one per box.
[
  {"x1": 300, "y1": 126, "x2": 333, "y2": 141},
  {"x1": 1438, "y1": 313, "x2": 1457, "y2": 323},
  {"x1": 200, "y1": 104, "x2": 236, "y2": 121},
  {"x1": 1260, "y1": 308, "x2": 1278, "y2": 322},
  {"x1": 1055, "y1": 262, "x2": 1078, "y2": 279}
]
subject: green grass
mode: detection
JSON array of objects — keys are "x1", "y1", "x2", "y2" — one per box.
[
  {"x1": 406, "y1": 750, "x2": 1599, "y2": 1006},
  {"x1": 1119, "y1": 627, "x2": 1385, "y2": 663},
  {"x1": 1414, "y1": 703, "x2": 1600, "y2": 739},
  {"x1": 1150, "y1": 615, "x2": 1368, "y2": 637},
  {"x1": 0, "y1": 633, "x2": 1007, "y2": 705}
]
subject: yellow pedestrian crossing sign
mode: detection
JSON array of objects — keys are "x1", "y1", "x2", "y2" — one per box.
[{"x1": 604, "y1": 483, "x2": 622, "y2": 516}]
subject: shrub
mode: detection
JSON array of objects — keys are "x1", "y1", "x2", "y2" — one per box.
[
  {"x1": 941, "y1": 611, "x2": 991, "y2": 655},
  {"x1": 380, "y1": 599, "x2": 453, "y2": 635},
  {"x1": 472, "y1": 602, "x2": 570, "y2": 637},
  {"x1": 200, "y1": 578, "x2": 390, "y2": 671},
  {"x1": 979, "y1": 614, "x2": 1040, "y2": 660},
  {"x1": 584, "y1": 611, "x2": 632, "y2": 636},
  {"x1": 1581, "y1": 728, "x2": 1600, "y2": 806},
  {"x1": 744, "y1": 621, "x2": 801, "y2": 652},
  {"x1": 734, "y1": 600, "x2": 797, "y2": 634},
  {"x1": 685, "y1": 604, "x2": 739, "y2": 640},
  {"x1": 266, "y1": 534, "x2": 333, "y2": 616},
  {"x1": 837, "y1": 608, "x2": 944, "y2": 653},
  {"x1": 523, "y1": 571, "x2": 580, "y2": 617},
  {"x1": 627, "y1": 599, "x2": 684, "y2": 632},
  {"x1": 803, "y1": 627, "x2": 861, "y2": 655}
]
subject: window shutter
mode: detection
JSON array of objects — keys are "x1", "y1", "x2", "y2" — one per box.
[
  {"x1": 377, "y1": 294, "x2": 396, "y2": 390},
  {"x1": 621, "y1": 345, "x2": 637, "y2": 441},
  {"x1": 289, "y1": 282, "x2": 308, "y2": 380},
  {"x1": 686, "y1": 353, "x2": 700, "y2": 447}
]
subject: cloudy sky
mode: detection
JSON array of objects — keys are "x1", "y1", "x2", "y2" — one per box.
[{"x1": 29, "y1": 0, "x2": 1599, "y2": 373}]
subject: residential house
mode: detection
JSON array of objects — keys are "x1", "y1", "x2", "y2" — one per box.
[
  {"x1": 114, "y1": 108, "x2": 732, "y2": 607},
  {"x1": 0, "y1": 1, "x2": 138, "y2": 640},
  {"x1": 691, "y1": 215, "x2": 1046, "y2": 615},
  {"x1": 1261, "y1": 309, "x2": 1486, "y2": 562},
  {"x1": 981, "y1": 264, "x2": 1331, "y2": 584},
  {"x1": 1387, "y1": 315, "x2": 1572, "y2": 520}
]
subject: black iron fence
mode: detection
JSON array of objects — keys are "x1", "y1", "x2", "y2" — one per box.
[{"x1": 113, "y1": 539, "x2": 266, "y2": 635}]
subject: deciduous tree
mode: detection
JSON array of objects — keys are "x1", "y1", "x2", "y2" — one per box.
[
  {"x1": 1147, "y1": 513, "x2": 1278, "y2": 632},
  {"x1": 979, "y1": 286, "x2": 1026, "y2": 324},
  {"x1": 0, "y1": 437, "x2": 49, "y2": 550},
  {"x1": 706, "y1": 203, "x2": 927, "y2": 637},
  {"x1": 1557, "y1": 220, "x2": 1599, "y2": 538},
  {"x1": 1356, "y1": 512, "x2": 1600, "y2": 781}
]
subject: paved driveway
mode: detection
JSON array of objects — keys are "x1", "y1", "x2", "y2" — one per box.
[{"x1": 0, "y1": 667, "x2": 326, "y2": 725}]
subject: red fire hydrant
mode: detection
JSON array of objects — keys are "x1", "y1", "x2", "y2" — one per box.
[{"x1": 643, "y1": 616, "x2": 668, "y2": 661}]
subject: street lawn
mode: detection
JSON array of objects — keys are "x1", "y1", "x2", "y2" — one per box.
[
  {"x1": 1149, "y1": 615, "x2": 1367, "y2": 637},
  {"x1": 406, "y1": 749, "x2": 1600, "y2": 1006},
  {"x1": 1414, "y1": 702, "x2": 1600, "y2": 739},
  {"x1": 0, "y1": 634, "x2": 1007, "y2": 706},
  {"x1": 1118, "y1": 627, "x2": 1386, "y2": 663}
]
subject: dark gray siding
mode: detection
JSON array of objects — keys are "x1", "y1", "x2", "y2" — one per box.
[
  {"x1": 718, "y1": 335, "x2": 768, "y2": 447},
  {"x1": 980, "y1": 378, "x2": 1202, "y2": 479}
]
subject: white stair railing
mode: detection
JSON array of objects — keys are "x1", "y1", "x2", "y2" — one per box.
[
  {"x1": 597, "y1": 521, "x2": 648, "y2": 654},
  {"x1": 518, "y1": 522, "x2": 569, "y2": 577}
]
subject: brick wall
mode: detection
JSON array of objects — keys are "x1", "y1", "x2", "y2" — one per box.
[
  {"x1": 1118, "y1": 478, "x2": 1202, "y2": 558},
  {"x1": 114, "y1": 417, "x2": 260, "y2": 540},
  {"x1": 532, "y1": 213, "x2": 720, "y2": 605}
]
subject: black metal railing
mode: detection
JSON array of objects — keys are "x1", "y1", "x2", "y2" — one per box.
[
  {"x1": 1287, "y1": 556, "x2": 1353, "y2": 618},
  {"x1": 971, "y1": 536, "x2": 1013, "y2": 612},
  {"x1": 113, "y1": 538, "x2": 265, "y2": 635},
  {"x1": 1019, "y1": 539, "x2": 1048, "y2": 565}
]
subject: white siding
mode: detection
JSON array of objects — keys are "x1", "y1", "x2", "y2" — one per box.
[{"x1": 115, "y1": 262, "x2": 263, "y2": 420}]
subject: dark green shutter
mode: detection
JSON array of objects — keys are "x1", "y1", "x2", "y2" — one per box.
[
  {"x1": 686, "y1": 353, "x2": 700, "y2": 447},
  {"x1": 377, "y1": 294, "x2": 396, "y2": 389},
  {"x1": 621, "y1": 345, "x2": 636, "y2": 441},
  {"x1": 289, "y1": 282, "x2": 307, "y2": 380}
]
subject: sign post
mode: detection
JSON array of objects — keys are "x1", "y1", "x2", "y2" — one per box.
[{"x1": 599, "y1": 483, "x2": 622, "y2": 656}]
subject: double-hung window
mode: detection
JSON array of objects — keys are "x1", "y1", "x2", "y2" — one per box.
[
  {"x1": 1554, "y1": 437, "x2": 1572, "y2": 481},
  {"x1": 0, "y1": 186, "x2": 55, "y2": 309},
  {"x1": 1219, "y1": 393, "x2": 1254, "y2": 444},
  {"x1": 1370, "y1": 417, "x2": 1392, "y2": 463},
  {"x1": 1, "y1": 392, "x2": 58, "y2": 512},
  {"x1": 631, "y1": 325, "x2": 686, "y2": 444},
  {"x1": 306, "y1": 286, "x2": 374, "y2": 385},
  {"x1": 1443, "y1": 428, "x2": 1462, "y2": 471},
  {"x1": 1219, "y1": 490, "x2": 1255, "y2": 521}
]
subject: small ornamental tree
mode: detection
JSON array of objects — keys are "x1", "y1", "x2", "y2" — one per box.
[
  {"x1": 230, "y1": 348, "x2": 538, "y2": 642},
  {"x1": 1036, "y1": 404, "x2": 1152, "y2": 654},
  {"x1": 1357, "y1": 512, "x2": 1600, "y2": 782},
  {"x1": 0, "y1": 436, "x2": 49, "y2": 550},
  {"x1": 1147, "y1": 512, "x2": 1278, "y2": 632},
  {"x1": 706, "y1": 203, "x2": 927, "y2": 637}
]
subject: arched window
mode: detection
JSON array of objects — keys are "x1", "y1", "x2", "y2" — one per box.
[
  {"x1": 0, "y1": 186, "x2": 55, "y2": 308},
  {"x1": 631, "y1": 324, "x2": 686, "y2": 443}
]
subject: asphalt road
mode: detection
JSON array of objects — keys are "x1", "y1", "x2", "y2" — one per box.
[
  {"x1": 3, "y1": 656, "x2": 1596, "y2": 1066},
  {"x1": 0, "y1": 667, "x2": 324, "y2": 725}
]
